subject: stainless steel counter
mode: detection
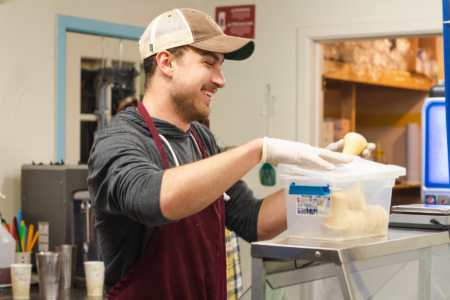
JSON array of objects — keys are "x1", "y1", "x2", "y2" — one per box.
[
  {"x1": 0, "y1": 286, "x2": 106, "y2": 299},
  {"x1": 250, "y1": 228, "x2": 450, "y2": 300}
]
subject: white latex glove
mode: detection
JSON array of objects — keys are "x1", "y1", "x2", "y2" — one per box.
[
  {"x1": 325, "y1": 139, "x2": 376, "y2": 159},
  {"x1": 261, "y1": 137, "x2": 355, "y2": 171}
]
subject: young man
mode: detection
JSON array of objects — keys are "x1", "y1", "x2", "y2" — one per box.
[{"x1": 87, "y1": 8, "x2": 373, "y2": 300}]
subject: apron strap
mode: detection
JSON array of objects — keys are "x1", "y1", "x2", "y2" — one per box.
[
  {"x1": 137, "y1": 103, "x2": 170, "y2": 170},
  {"x1": 190, "y1": 126, "x2": 209, "y2": 159}
]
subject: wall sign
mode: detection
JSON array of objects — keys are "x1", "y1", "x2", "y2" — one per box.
[{"x1": 215, "y1": 5, "x2": 255, "y2": 39}]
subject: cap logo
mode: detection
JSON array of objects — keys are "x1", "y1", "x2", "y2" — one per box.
[
  {"x1": 206, "y1": 16, "x2": 222, "y2": 33},
  {"x1": 150, "y1": 44, "x2": 153, "y2": 51}
]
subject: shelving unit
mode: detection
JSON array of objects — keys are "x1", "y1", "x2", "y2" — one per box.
[
  {"x1": 322, "y1": 37, "x2": 444, "y2": 193},
  {"x1": 323, "y1": 60, "x2": 434, "y2": 92},
  {"x1": 393, "y1": 182, "x2": 421, "y2": 190}
]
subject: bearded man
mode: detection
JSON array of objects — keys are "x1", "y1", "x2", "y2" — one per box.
[{"x1": 87, "y1": 8, "x2": 373, "y2": 300}]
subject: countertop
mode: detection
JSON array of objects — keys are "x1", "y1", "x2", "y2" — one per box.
[{"x1": 0, "y1": 286, "x2": 106, "y2": 299}]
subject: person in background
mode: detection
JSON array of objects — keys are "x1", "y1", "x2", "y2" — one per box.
[
  {"x1": 116, "y1": 96, "x2": 139, "y2": 114},
  {"x1": 87, "y1": 8, "x2": 375, "y2": 300}
]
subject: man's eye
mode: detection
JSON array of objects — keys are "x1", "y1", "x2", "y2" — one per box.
[{"x1": 205, "y1": 62, "x2": 213, "y2": 66}]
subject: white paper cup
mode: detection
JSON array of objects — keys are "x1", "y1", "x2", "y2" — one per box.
[
  {"x1": 15, "y1": 252, "x2": 32, "y2": 264},
  {"x1": 84, "y1": 261, "x2": 105, "y2": 296},
  {"x1": 10, "y1": 264, "x2": 32, "y2": 299}
]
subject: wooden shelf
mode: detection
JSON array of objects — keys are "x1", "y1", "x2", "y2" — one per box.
[
  {"x1": 323, "y1": 60, "x2": 433, "y2": 92},
  {"x1": 393, "y1": 182, "x2": 421, "y2": 190}
]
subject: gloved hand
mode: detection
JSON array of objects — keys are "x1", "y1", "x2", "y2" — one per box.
[
  {"x1": 261, "y1": 137, "x2": 355, "y2": 171},
  {"x1": 325, "y1": 139, "x2": 376, "y2": 159}
]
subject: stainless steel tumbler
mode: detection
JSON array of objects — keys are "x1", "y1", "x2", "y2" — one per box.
[
  {"x1": 56, "y1": 245, "x2": 77, "y2": 289},
  {"x1": 36, "y1": 252, "x2": 60, "y2": 300}
]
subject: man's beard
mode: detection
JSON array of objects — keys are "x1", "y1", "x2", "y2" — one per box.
[{"x1": 169, "y1": 81, "x2": 211, "y2": 124}]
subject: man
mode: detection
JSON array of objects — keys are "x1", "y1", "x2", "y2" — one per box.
[{"x1": 87, "y1": 8, "x2": 374, "y2": 300}]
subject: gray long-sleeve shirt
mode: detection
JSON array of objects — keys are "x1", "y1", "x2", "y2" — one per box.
[{"x1": 87, "y1": 107, "x2": 263, "y2": 292}]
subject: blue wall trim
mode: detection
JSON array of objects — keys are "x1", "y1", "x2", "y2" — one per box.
[
  {"x1": 442, "y1": 0, "x2": 450, "y2": 187},
  {"x1": 56, "y1": 15, "x2": 145, "y2": 162}
]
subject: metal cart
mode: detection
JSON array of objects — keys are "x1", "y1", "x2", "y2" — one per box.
[{"x1": 248, "y1": 228, "x2": 450, "y2": 300}]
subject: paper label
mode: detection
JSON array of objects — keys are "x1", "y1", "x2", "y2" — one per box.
[
  {"x1": 38, "y1": 222, "x2": 49, "y2": 252},
  {"x1": 296, "y1": 195, "x2": 331, "y2": 217}
]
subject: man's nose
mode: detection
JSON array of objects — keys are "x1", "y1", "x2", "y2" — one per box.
[{"x1": 212, "y1": 68, "x2": 226, "y2": 88}]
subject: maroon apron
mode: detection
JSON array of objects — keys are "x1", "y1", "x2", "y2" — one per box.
[{"x1": 107, "y1": 104, "x2": 227, "y2": 300}]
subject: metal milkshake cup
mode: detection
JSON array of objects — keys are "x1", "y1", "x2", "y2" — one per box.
[
  {"x1": 36, "y1": 252, "x2": 60, "y2": 300},
  {"x1": 56, "y1": 245, "x2": 77, "y2": 289}
]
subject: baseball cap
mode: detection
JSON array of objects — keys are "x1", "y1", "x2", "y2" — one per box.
[{"x1": 139, "y1": 8, "x2": 255, "y2": 61}]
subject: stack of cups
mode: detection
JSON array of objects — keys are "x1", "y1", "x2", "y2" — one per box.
[
  {"x1": 36, "y1": 252, "x2": 60, "y2": 300},
  {"x1": 10, "y1": 263, "x2": 32, "y2": 299},
  {"x1": 84, "y1": 261, "x2": 105, "y2": 297}
]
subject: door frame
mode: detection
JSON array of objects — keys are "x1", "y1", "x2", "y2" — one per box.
[
  {"x1": 297, "y1": 18, "x2": 442, "y2": 147},
  {"x1": 56, "y1": 15, "x2": 145, "y2": 162}
]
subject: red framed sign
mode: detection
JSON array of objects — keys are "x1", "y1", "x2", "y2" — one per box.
[{"x1": 215, "y1": 5, "x2": 255, "y2": 39}]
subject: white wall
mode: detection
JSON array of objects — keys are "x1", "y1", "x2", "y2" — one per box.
[
  {"x1": 204, "y1": 0, "x2": 442, "y2": 292},
  {"x1": 0, "y1": 0, "x2": 202, "y2": 223},
  {"x1": 0, "y1": 0, "x2": 443, "y2": 294}
]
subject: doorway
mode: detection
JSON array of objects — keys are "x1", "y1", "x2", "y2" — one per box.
[{"x1": 65, "y1": 32, "x2": 143, "y2": 165}]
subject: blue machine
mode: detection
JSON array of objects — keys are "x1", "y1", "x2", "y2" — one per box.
[{"x1": 422, "y1": 97, "x2": 450, "y2": 205}]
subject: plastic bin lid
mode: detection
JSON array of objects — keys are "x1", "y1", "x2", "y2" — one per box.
[{"x1": 278, "y1": 158, "x2": 406, "y2": 183}]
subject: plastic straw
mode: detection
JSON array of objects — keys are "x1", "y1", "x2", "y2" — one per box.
[
  {"x1": 17, "y1": 210, "x2": 21, "y2": 235},
  {"x1": 24, "y1": 226, "x2": 28, "y2": 252},
  {"x1": 20, "y1": 225, "x2": 25, "y2": 253},
  {"x1": 13, "y1": 217, "x2": 22, "y2": 252},
  {"x1": 28, "y1": 231, "x2": 39, "y2": 252},
  {"x1": 27, "y1": 225, "x2": 34, "y2": 252}
]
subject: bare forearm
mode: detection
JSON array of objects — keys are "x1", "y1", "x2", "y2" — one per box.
[
  {"x1": 257, "y1": 189, "x2": 287, "y2": 241},
  {"x1": 160, "y1": 138, "x2": 263, "y2": 220}
]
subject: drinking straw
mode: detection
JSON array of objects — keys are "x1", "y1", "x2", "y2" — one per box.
[
  {"x1": 13, "y1": 217, "x2": 22, "y2": 252},
  {"x1": 28, "y1": 230, "x2": 39, "y2": 251},
  {"x1": 20, "y1": 225, "x2": 25, "y2": 253},
  {"x1": 11, "y1": 222, "x2": 18, "y2": 251},
  {"x1": 27, "y1": 225, "x2": 34, "y2": 252},
  {"x1": 17, "y1": 210, "x2": 21, "y2": 234},
  {"x1": 24, "y1": 226, "x2": 28, "y2": 252}
]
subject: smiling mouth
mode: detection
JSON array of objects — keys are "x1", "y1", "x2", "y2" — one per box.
[{"x1": 202, "y1": 90, "x2": 213, "y2": 97}]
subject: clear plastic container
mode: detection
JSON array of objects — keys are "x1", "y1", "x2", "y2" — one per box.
[
  {"x1": 0, "y1": 224, "x2": 16, "y2": 284},
  {"x1": 278, "y1": 158, "x2": 406, "y2": 241}
]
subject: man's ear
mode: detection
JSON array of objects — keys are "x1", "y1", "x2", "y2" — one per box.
[{"x1": 155, "y1": 50, "x2": 175, "y2": 77}]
